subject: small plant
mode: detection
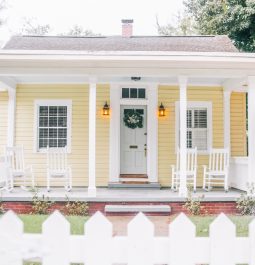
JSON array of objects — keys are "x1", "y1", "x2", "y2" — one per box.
[
  {"x1": 31, "y1": 193, "x2": 54, "y2": 215},
  {"x1": 183, "y1": 187, "x2": 204, "y2": 215},
  {"x1": 64, "y1": 196, "x2": 89, "y2": 216},
  {"x1": 237, "y1": 183, "x2": 255, "y2": 215},
  {"x1": 0, "y1": 194, "x2": 4, "y2": 214}
]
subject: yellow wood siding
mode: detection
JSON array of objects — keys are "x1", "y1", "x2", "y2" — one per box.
[
  {"x1": 0, "y1": 91, "x2": 8, "y2": 154},
  {"x1": 96, "y1": 84, "x2": 110, "y2": 186},
  {"x1": 158, "y1": 86, "x2": 224, "y2": 187},
  {"x1": 230, "y1": 92, "x2": 247, "y2": 156},
  {"x1": 16, "y1": 84, "x2": 89, "y2": 187}
]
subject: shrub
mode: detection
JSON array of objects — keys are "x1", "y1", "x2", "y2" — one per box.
[
  {"x1": 237, "y1": 183, "x2": 255, "y2": 215},
  {"x1": 0, "y1": 198, "x2": 4, "y2": 214},
  {"x1": 64, "y1": 196, "x2": 89, "y2": 216},
  {"x1": 31, "y1": 193, "x2": 54, "y2": 215},
  {"x1": 183, "y1": 187, "x2": 204, "y2": 215}
]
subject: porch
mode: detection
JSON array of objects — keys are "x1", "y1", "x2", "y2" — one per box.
[
  {"x1": 0, "y1": 51, "x2": 254, "y2": 197},
  {"x1": 0, "y1": 186, "x2": 242, "y2": 202}
]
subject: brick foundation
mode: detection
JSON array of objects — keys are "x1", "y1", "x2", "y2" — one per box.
[{"x1": 1, "y1": 201, "x2": 238, "y2": 215}]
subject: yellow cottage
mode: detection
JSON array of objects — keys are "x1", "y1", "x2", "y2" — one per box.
[{"x1": 0, "y1": 20, "x2": 252, "y2": 197}]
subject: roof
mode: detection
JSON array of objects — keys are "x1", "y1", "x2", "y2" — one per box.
[{"x1": 3, "y1": 35, "x2": 238, "y2": 53}]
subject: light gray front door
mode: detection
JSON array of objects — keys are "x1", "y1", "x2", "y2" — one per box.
[{"x1": 120, "y1": 105, "x2": 147, "y2": 174}]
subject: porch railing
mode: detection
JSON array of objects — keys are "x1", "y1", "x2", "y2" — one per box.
[{"x1": 0, "y1": 210, "x2": 255, "y2": 265}]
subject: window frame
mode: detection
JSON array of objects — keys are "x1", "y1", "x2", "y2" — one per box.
[
  {"x1": 34, "y1": 99, "x2": 72, "y2": 153},
  {"x1": 175, "y1": 101, "x2": 212, "y2": 154}
]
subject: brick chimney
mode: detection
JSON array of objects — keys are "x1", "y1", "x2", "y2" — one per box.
[{"x1": 122, "y1": 19, "x2": 133, "y2": 37}]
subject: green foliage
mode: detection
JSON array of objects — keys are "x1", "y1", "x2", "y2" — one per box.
[
  {"x1": 0, "y1": 198, "x2": 4, "y2": 214},
  {"x1": 237, "y1": 183, "x2": 255, "y2": 215},
  {"x1": 31, "y1": 193, "x2": 54, "y2": 215},
  {"x1": 183, "y1": 188, "x2": 204, "y2": 215},
  {"x1": 64, "y1": 196, "x2": 89, "y2": 216},
  {"x1": 156, "y1": 12, "x2": 199, "y2": 36},
  {"x1": 184, "y1": 0, "x2": 255, "y2": 51},
  {"x1": 64, "y1": 24, "x2": 101, "y2": 37}
]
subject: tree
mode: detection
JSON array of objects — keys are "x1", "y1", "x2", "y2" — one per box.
[
  {"x1": 156, "y1": 12, "x2": 198, "y2": 36},
  {"x1": 21, "y1": 18, "x2": 51, "y2": 36},
  {"x1": 184, "y1": 0, "x2": 255, "y2": 52},
  {"x1": 63, "y1": 25, "x2": 100, "y2": 37},
  {"x1": 0, "y1": 0, "x2": 6, "y2": 27}
]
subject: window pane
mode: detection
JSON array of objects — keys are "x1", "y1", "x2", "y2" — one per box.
[
  {"x1": 39, "y1": 117, "x2": 48, "y2": 127},
  {"x1": 49, "y1": 106, "x2": 58, "y2": 116},
  {"x1": 49, "y1": 117, "x2": 58, "y2": 127},
  {"x1": 39, "y1": 128, "x2": 48, "y2": 138},
  {"x1": 49, "y1": 128, "x2": 58, "y2": 138},
  {"x1": 124, "y1": 109, "x2": 133, "y2": 115},
  {"x1": 49, "y1": 139, "x2": 58, "y2": 148},
  {"x1": 39, "y1": 138, "x2": 48, "y2": 149},
  {"x1": 187, "y1": 110, "x2": 192, "y2": 128},
  {"x1": 122, "y1": 88, "x2": 129, "y2": 98},
  {"x1": 187, "y1": 131, "x2": 192, "y2": 148},
  {"x1": 58, "y1": 117, "x2": 67, "y2": 127},
  {"x1": 194, "y1": 109, "x2": 207, "y2": 128},
  {"x1": 58, "y1": 106, "x2": 67, "y2": 116},
  {"x1": 192, "y1": 130, "x2": 207, "y2": 150},
  {"x1": 58, "y1": 139, "x2": 67, "y2": 147},
  {"x1": 58, "y1": 128, "x2": 67, "y2": 139},
  {"x1": 130, "y1": 88, "x2": 137, "y2": 98},
  {"x1": 136, "y1": 109, "x2": 144, "y2": 115},
  {"x1": 39, "y1": 106, "x2": 48, "y2": 116},
  {"x1": 138, "y1": 88, "x2": 146, "y2": 98}
]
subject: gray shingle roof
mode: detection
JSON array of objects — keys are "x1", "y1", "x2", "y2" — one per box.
[{"x1": 3, "y1": 35, "x2": 238, "y2": 52}]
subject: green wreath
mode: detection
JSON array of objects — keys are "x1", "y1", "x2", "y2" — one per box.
[{"x1": 123, "y1": 109, "x2": 143, "y2": 129}]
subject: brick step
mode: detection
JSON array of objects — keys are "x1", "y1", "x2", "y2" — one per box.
[
  {"x1": 105, "y1": 204, "x2": 171, "y2": 214},
  {"x1": 120, "y1": 178, "x2": 149, "y2": 183}
]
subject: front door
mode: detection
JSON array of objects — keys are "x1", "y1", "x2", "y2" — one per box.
[{"x1": 120, "y1": 105, "x2": 147, "y2": 174}]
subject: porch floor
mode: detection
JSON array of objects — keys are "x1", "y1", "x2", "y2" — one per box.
[{"x1": 0, "y1": 187, "x2": 243, "y2": 202}]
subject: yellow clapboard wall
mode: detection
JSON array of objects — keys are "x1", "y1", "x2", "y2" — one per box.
[{"x1": 0, "y1": 85, "x2": 247, "y2": 187}]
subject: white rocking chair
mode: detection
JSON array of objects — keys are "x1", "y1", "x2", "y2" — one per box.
[
  {"x1": 46, "y1": 146, "x2": 72, "y2": 192},
  {"x1": 203, "y1": 148, "x2": 230, "y2": 192},
  {"x1": 5, "y1": 146, "x2": 35, "y2": 191},
  {"x1": 171, "y1": 147, "x2": 197, "y2": 192},
  {"x1": 0, "y1": 162, "x2": 12, "y2": 191}
]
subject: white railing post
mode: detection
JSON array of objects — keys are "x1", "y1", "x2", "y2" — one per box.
[
  {"x1": 178, "y1": 76, "x2": 188, "y2": 197},
  {"x1": 88, "y1": 80, "x2": 97, "y2": 197},
  {"x1": 7, "y1": 88, "x2": 16, "y2": 147},
  {"x1": 248, "y1": 76, "x2": 255, "y2": 188}
]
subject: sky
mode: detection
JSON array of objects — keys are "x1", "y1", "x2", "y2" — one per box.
[{"x1": 0, "y1": 0, "x2": 184, "y2": 44}]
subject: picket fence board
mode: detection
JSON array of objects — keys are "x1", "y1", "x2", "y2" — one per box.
[{"x1": 0, "y1": 210, "x2": 254, "y2": 265}]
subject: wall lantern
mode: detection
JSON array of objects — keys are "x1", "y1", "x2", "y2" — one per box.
[
  {"x1": 102, "y1": 101, "x2": 110, "y2": 116},
  {"x1": 131, "y1": 76, "x2": 141, "y2": 81},
  {"x1": 158, "y1": 102, "x2": 166, "y2": 117}
]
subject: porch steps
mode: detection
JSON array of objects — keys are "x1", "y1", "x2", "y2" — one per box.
[
  {"x1": 105, "y1": 204, "x2": 171, "y2": 214},
  {"x1": 108, "y1": 182, "x2": 161, "y2": 189},
  {"x1": 119, "y1": 174, "x2": 150, "y2": 184}
]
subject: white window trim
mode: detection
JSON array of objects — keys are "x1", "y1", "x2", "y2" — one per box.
[
  {"x1": 175, "y1": 101, "x2": 212, "y2": 155},
  {"x1": 34, "y1": 99, "x2": 72, "y2": 153}
]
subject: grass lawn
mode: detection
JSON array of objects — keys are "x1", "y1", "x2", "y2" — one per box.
[{"x1": 11, "y1": 214, "x2": 254, "y2": 236}]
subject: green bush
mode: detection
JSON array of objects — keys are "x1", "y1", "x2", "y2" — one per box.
[
  {"x1": 237, "y1": 183, "x2": 255, "y2": 215},
  {"x1": 31, "y1": 193, "x2": 54, "y2": 215},
  {"x1": 183, "y1": 187, "x2": 204, "y2": 215},
  {"x1": 64, "y1": 196, "x2": 89, "y2": 216}
]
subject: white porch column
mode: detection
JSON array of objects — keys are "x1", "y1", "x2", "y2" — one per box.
[
  {"x1": 88, "y1": 81, "x2": 97, "y2": 197},
  {"x1": 7, "y1": 88, "x2": 16, "y2": 147},
  {"x1": 178, "y1": 76, "x2": 188, "y2": 197},
  {"x1": 223, "y1": 90, "x2": 231, "y2": 149},
  {"x1": 147, "y1": 84, "x2": 158, "y2": 182},
  {"x1": 109, "y1": 84, "x2": 120, "y2": 182},
  {"x1": 248, "y1": 76, "x2": 255, "y2": 186}
]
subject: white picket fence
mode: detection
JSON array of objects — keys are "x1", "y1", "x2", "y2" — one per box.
[{"x1": 0, "y1": 210, "x2": 255, "y2": 265}]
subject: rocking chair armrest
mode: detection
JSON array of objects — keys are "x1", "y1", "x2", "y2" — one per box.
[{"x1": 170, "y1": 165, "x2": 175, "y2": 171}]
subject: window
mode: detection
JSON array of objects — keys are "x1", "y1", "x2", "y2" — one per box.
[
  {"x1": 35, "y1": 100, "x2": 72, "y2": 152},
  {"x1": 122, "y1": 88, "x2": 146, "y2": 99},
  {"x1": 176, "y1": 102, "x2": 212, "y2": 153}
]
